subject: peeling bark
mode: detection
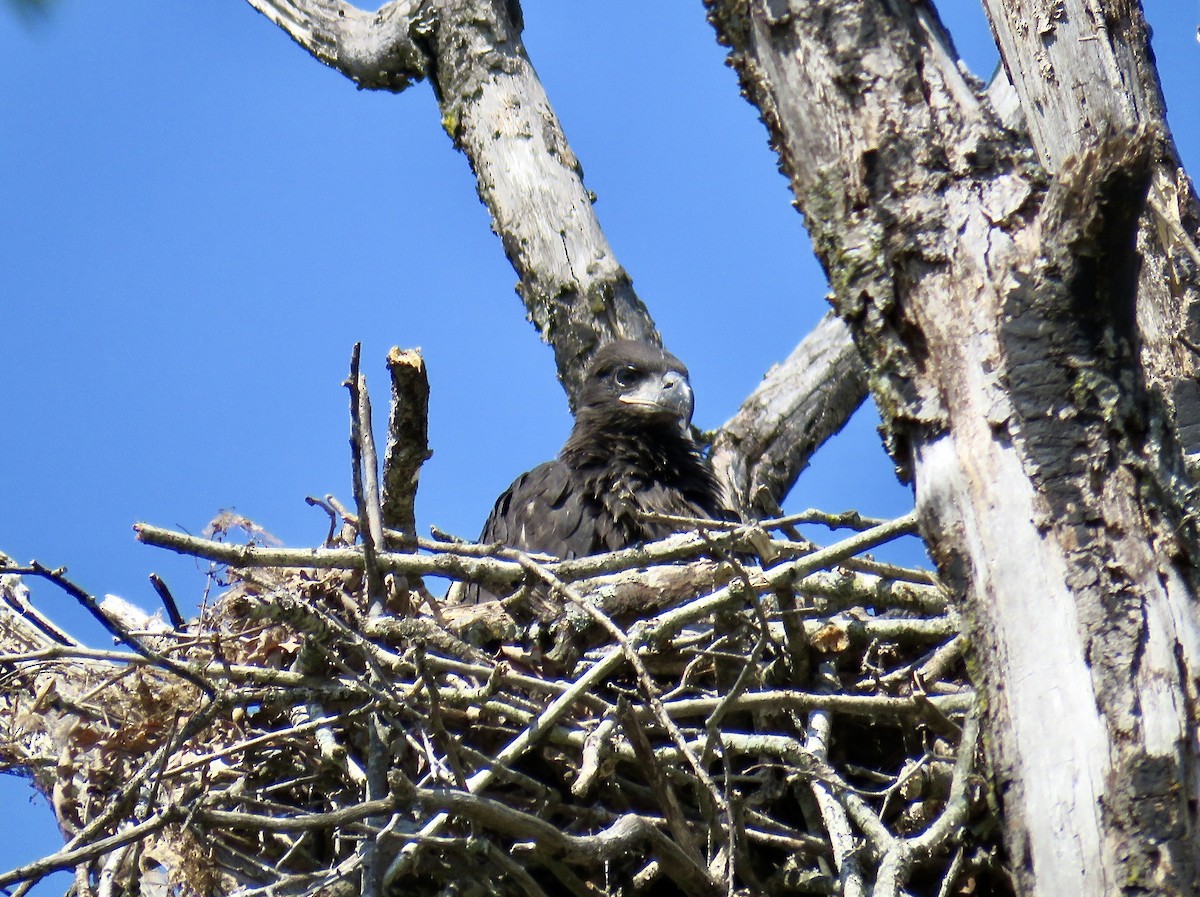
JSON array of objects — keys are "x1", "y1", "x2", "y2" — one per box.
[
  {"x1": 981, "y1": 0, "x2": 1200, "y2": 454},
  {"x1": 425, "y1": 0, "x2": 660, "y2": 402},
  {"x1": 705, "y1": 1, "x2": 1200, "y2": 894}
]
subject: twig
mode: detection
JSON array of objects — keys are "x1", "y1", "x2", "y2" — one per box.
[
  {"x1": 700, "y1": 588, "x2": 771, "y2": 765},
  {"x1": 165, "y1": 709, "x2": 369, "y2": 778},
  {"x1": 383, "y1": 642, "x2": 632, "y2": 884},
  {"x1": 484, "y1": 841, "x2": 554, "y2": 897},
  {"x1": 392, "y1": 784, "x2": 724, "y2": 897},
  {"x1": 517, "y1": 555, "x2": 731, "y2": 820},
  {"x1": 0, "y1": 570, "x2": 77, "y2": 646},
  {"x1": 873, "y1": 704, "x2": 981, "y2": 897},
  {"x1": 415, "y1": 652, "x2": 470, "y2": 790},
  {"x1": 762, "y1": 509, "x2": 895, "y2": 532},
  {"x1": 649, "y1": 512, "x2": 922, "y2": 642},
  {"x1": 6, "y1": 562, "x2": 213, "y2": 695},
  {"x1": 305, "y1": 494, "x2": 341, "y2": 546},
  {"x1": 0, "y1": 808, "x2": 182, "y2": 889},
  {"x1": 148, "y1": 574, "x2": 185, "y2": 629},
  {"x1": 618, "y1": 698, "x2": 709, "y2": 872},
  {"x1": 133, "y1": 524, "x2": 527, "y2": 593},
  {"x1": 345, "y1": 342, "x2": 388, "y2": 618},
  {"x1": 806, "y1": 662, "x2": 867, "y2": 897}
]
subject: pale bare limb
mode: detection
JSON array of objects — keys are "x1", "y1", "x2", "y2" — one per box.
[
  {"x1": 711, "y1": 313, "x2": 868, "y2": 513},
  {"x1": 243, "y1": 0, "x2": 431, "y2": 91}
]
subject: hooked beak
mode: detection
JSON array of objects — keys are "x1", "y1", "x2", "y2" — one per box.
[{"x1": 618, "y1": 370, "x2": 694, "y2": 425}]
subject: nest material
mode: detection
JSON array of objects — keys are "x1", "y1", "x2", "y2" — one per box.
[{"x1": 0, "y1": 515, "x2": 1012, "y2": 897}]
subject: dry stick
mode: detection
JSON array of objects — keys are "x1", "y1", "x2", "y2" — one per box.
[
  {"x1": 305, "y1": 494, "x2": 341, "y2": 546},
  {"x1": 164, "y1": 709, "x2": 369, "y2": 777},
  {"x1": 199, "y1": 796, "x2": 397, "y2": 833},
  {"x1": 878, "y1": 633, "x2": 966, "y2": 690},
  {"x1": 204, "y1": 787, "x2": 722, "y2": 896},
  {"x1": 384, "y1": 513, "x2": 918, "y2": 886},
  {"x1": 0, "y1": 644, "x2": 151, "y2": 666},
  {"x1": 418, "y1": 654, "x2": 609, "y2": 709},
  {"x1": 874, "y1": 704, "x2": 982, "y2": 897},
  {"x1": 773, "y1": 579, "x2": 811, "y2": 683},
  {"x1": 362, "y1": 613, "x2": 494, "y2": 666},
  {"x1": 355, "y1": 504, "x2": 745, "y2": 572},
  {"x1": 807, "y1": 662, "x2": 867, "y2": 897},
  {"x1": 0, "y1": 646, "x2": 372, "y2": 707},
  {"x1": 286, "y1": 663, "x2": 367, "y2": 784},
  {"x1": 770, "y1": 535, "x2": 937, "y2": 587},
  {"x1": 659, "y1": 689, "x2": 972, "y2": 722},
  {"x1": 0, "y1": 808, "x2": 182, "y2": 890},
  {"x1": 3, "y1": 562, "x2": 213, "y2": 695},
  {"x1": 763, "y1": 509, "x2": 895, "y2": 532},
  {"x1": 935, "y1": 846, "x2": 967, "y2": 897},
  {"x1": 700, "y1": 586, "x2": 773, "y2": 767},
  {"x1": 148, "y1": 573, "x2": 185, "y2": 629},
  {"x1": 237, "y1": 852, "x2": 364, "y2": 897},
  {"x1": 414, "y1": 652, "x2": 470, "y2": 790},
  {"x1": 95, "y1": 843, "x2": 131, "y2": 897},
  {"x1": 0, "y1": 576, "x2": 77, "y2": 646},
  {"x1": 651, "y1": 512, "x2": 920, "y2": 642},
  {"x1": 73, "y1": 863, "x2": 94, "y2": 897},
  {"x1": 370, "y1": 349, "x2": 434, "y2": 616},
  {"x1": 346, "y1": 342, "x2": 387, "y2": 616},
  {"x1": 535, "y1": 856, "x2": 595, "y2": 897},
  {"x1": 383, "y1": 643, "x2": 632, "y2": 885},
  {"x1": 346, "y1": 351, "x2": 400, "y2": 897},
  {"x1": 483, "y1": 841, "x2": 554, "y2": 897},
  {"x1": 133, "y1": 517, "x2": 944, "y2": 611},
  {"x1": 761, "y1": 738, "x2": 896, "y2": 858},
  {"x1": 618, "y1": 698, "x2": 710, "y2": 874},
  {"x1": 518, "y1": 555, "x2": 731, "y2": 821},
  {"x1": 134, "y1": 523, "x2": 526, "y2": 593},
  {"x1": 397, "y1": 788, "x2": 722, "y2": 897},
  {"x1": 381, "y1": 346, "x2": 430, "y2": 546}
]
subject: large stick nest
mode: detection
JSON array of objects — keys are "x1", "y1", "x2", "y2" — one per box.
[{"x1": 1, "y1": 506, "x2": 1012, "y2": 897}]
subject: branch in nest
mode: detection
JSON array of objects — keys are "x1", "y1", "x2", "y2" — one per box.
[{"x1": 381, "y1": 347, "x2": 431, "y2": 545}]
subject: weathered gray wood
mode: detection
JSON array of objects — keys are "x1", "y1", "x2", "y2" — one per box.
[
  {"x1": 381, "y1": 347, "x2": 430, "y2": 542},
  {"x1": 243, "y1": 0, "x2": 431, "y2": 91},
  {"x1": 710, "y1": 312, "x2": 866, "y2": 514},
  {"x1": 246, "y1": 0, "x2": 656, "y2": 403},
  {"x1": 981, "y1": 0, "x2": 1200, "y2": 453},
  {"x1": 704, "y1": 2, "x2": 1200, "y2": 894},
  {"x1": 240, "y1": 0, "x2": 863, "y2": 505},
  {"x1": 427, "y1": 0, "x2": 662, "y2": 402}
]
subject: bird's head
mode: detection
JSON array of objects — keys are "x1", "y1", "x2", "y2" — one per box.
[{"x1": 577, "y1": 341, "x2": 695, "y2": 429}]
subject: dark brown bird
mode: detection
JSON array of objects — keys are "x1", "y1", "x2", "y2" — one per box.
[{"x1": 469, "y1": 341, "x2": 726, "y2": 600}]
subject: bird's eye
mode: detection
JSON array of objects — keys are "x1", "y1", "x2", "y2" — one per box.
[{"x1": 613, "y1": 365, "x2": 639, "y2": 388}]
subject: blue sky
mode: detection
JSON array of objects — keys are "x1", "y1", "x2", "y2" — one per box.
[{"x1": 1, "y1": 0, "x2": 1197, "y2": 889}]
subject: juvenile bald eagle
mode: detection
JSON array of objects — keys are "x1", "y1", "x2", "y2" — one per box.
[{"x1": 470, "y1": 341, "x2": 726, "y2": 600}]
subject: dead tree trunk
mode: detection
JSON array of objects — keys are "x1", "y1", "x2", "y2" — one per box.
[
  {"x1": 5, "y1": 2, "x2": 1200, "y2": 896},
  {"x1": 705, "y1": 1, "x2": 1200, "y2": 895}
]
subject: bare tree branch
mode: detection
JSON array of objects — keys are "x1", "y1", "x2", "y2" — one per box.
[
  {"x1": 243, "y1": 0, "x2": 431, "y2": 91},
  {"x1": 711, "y1": 312, "x2": 867, "y2": 513},
  {"x1": 243, "y1": 0, "x2": 864, "y2": 497},
  {"x1": 381, "y1": 347, "x2": 430, "y2": 543}
]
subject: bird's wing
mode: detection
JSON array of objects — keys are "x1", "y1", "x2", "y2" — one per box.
[
  {"x1": 481, "y1": 460, "x2": 598, "y2": 560},
  {"x1": 461, "y1": 461, "x2": 597, "y2": 606}
]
